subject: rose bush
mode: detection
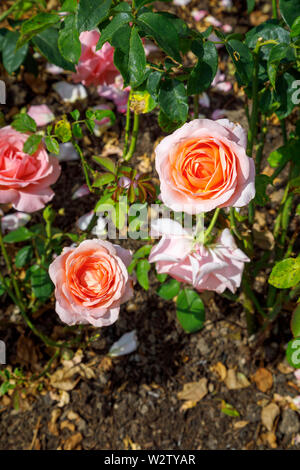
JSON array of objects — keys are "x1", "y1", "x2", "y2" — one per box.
[
  {"x1": 155, "y1": 119, "x2": 255, "y2": 214},
  {"x1": 0, "y1": 126, "x2": 61, "y2": 213},
  {"x1": 49, "y1": 240, "x2": 133, "y2": 326}
]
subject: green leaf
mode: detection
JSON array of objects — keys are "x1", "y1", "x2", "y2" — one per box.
[
  {"x1": 60, "y1": 0, "x2": 77, "y2": 12},
  {"x1": 76, "y1": 0, "x2": 112, "y2": 33},
  {"x1": 286, "y1": 337, "x2": 300, "y2": 368},
  {"x1": 58, "y1": 14, "x2": 81, "y2": 64},
  {"x1": 176, "y1": 289, "x2": 205, "y2": 333},
  {"x1": 12, "y1": 113, "x2": 36, "y2": 133},
  {"x1": 18, "y1": 12, "x2": 60, "y2": 47},
  {"x1": 133, "y1": 244, "x2": 152, "y2": 259},
  {"x1": 269, "y1": 257, "x2": 300, "y2": 289},
  {"x1": 111, "y1": 198, "x2": 127, "y2": 230},
  {"x1": 96, "y1": 12, "x2": 133, "y2": 50},
  {"x1": 3, "y1": 227, "x2": 35, "y2": 243},
  {"x1": 70, "y1": 109, "x2": 80, "y2": 121},
  {"x1": 291, "y1": 16, "x2": 300, "y2": 38},
  {"x1": 274, "y1": 71, "x2": 299, "y2": 119},
  {"x1": 93, "y1": 172, "x2": 115, "y2": 187},
  {"x1": 23, "y1": 135, "x2": 42, "y2": 155},
  {"x1": 158, "y1": 109, "x2": 181, "y2": 132},
  {"x1": 158, "y1": 79, "x2": 188, "y2": 124},
  {"x1": 33, "y1": 27, "x2": 76, "y2": 72},
  {"x1": 268, "y1": 142, "x2": 293, "y2": 168},
  {"x1": 137, "y1": 11, "x2": 181, "y2": 62},
  {"x1": 113, "y1": 26, "x2": 146, "y2": 88},
  {"x1": 188, "y1": 41, "x2": 218, "y2": 94},
  {"x1": 279, "y1": 0, "x2": 300, "y2": 28},
  {"x1": 128, "y1": 26, "x2": 146, "y2": 88},
  {"x1": 54, "y1": 119, "x2": 72, "y2": 143},
  {"x1": 45, "y1": 136, "x2": 60, "y2": 154},
  {"x1": 31, "y1": 267, "x2": 53, "y2": 301},
  {"x1": 94, "y1": 109, "x2": 116, "y2": 124},
  {"x1": 221, "y1": 401, "x2": 240, "y2": 417},
  {"x1": 147, "y1": 70, "x2": 163, "y2": 100},
  {"x1": 92, "y1": 156, "x2": 116, "y2": 173},
  {"x1": 136, "y1": 259, "x2": 151, "y2": 290},
  {"x1": 2, "y1": 31, "x2": 28, "y2": 74},
  {"x1": 267, "y1": 43, "x2": 293, "y2": 88},
  {"x1": 156, "y1": 273, "x2": 167, "y2": 283},
  {"x1": 247, "y1": 0, "x2": 256, "y2": 13},
  {"x1": 245, "y1": 21, "x2": 290, "y2": 60},
  {"x1": 226, "y1": 39, "x2": 253, "y2": 86},
  {"x1": 15, "y1": 246, "x2": 33, "y2": 268},
  {"x1": 254, "y1": 174, "x2": 272, "y2": 206},
  {"x1": 291, "y1": 305, "x2": 300, "y2": 338},
  {"x1": 157, "y1": 278, "x2": 180, "y2": 300}
]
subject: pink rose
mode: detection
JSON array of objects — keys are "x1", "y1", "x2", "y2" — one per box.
[
  {"x1": 155, "y1": 118, "x2": 255, "y2": 214},
  {"x1": 149, "y1": 220, "x2": 249, "y2": 294},
  {"x1": 49, "y1": 240, "x2": 134, "y2": 327},
  {"x1": 0, "y1": 126, "x2": 61, "y2": 213},
  {"x1": 72, "y1": 30, "x2": 119, "y2": 87}
]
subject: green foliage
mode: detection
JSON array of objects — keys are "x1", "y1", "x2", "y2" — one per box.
[
  {"x1": 33, "y1": 27, "x2": 76, "y2": 72},
  {"x1": 3, "y1": 227, "x2": 35, "y2": 243},
  {"x1": 30, "y1": 267, "x2": 53, "y2": 302},
  {"x1": 23, "y1": 135, "x2": 42, "y2": 155},
  {"x1": 2, "y1": 31, "x2": 28, "y2": 74},
  {"x1": 18, "y1": 12, "x2": 60, "y2": 47},
  {"x1": 76, "y1": 0, "x2": 112, "y2": 33},
  {"x1": 136, "y1": 259, "x2": 151, "y2": 290},
  {"x1": 269, "y1": 258, "x2": 300, "y2": 289},
  {"x1": 176, "y1": 289, "x2": 205, "y2": 333},
  {"x1": 15, "y1": 246, "x2": 33, "y2": 268},
  {"x1": 158, "y1": 79, "x2": 188, "y2": 125},
  {"x1": 291, "y1": 305, "x2": 300, "y2": 338},
  {"x1": 187, "y1": 41, "x2": 218, "y2": 94},
  {"x1": 12, "y1": 113, "x2": 36, "y2": 133},
  {"x1": 157, "y1": 279, "x2": 181, "y2": 300},
  {"x1": 279, "y1": 0, "x2": 300, "y2": 28},
  {"x1": 58, "y1": 13, "x2": 81, "y2": 64}
]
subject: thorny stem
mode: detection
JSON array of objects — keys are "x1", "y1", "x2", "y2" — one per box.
[
  {"x1": 204, "y1": 208, "x2": 220, "y2": 244},
  {"x1": 124, "y1": 112, "x2": 139, "y2": 161}
]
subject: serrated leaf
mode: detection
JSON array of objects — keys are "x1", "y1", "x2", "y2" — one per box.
[
  {"x1": 33, "y1": 27, "x2": 76, "y2": 72},
  {"x1": 158, "y1": 78, "x2": 188, "y2": 124},
  {"x1": 23, "y1": 135, "x2": 42, "y2": 155},
  {"x1": 45, "y1": 136, "x2": 60, "y2": 154},
  {"x1": 279, "y1": 0, "x2": 300, "y2": 28},
  {"x1": 96, "y1": 12, "x2": 133, "y2": 50},
  {"x1": 76, "y1": 0, "x2": 112, "y2": 33},
  {"x1": 18, "y1": 12, "x2": 60, "y2": 47},
  {"x1": 269, "y1": 257, "x2": 300, "y2": 289},
  {"x1": 12, "y1": 113, "x2": 36, "y2": 133},
  {"x1": 58, "y1": 14, "x2": 81, "y2": 64},
  {"x1": 93, "y1": 172, "x2": 115, "y2": 187},
  {"x1": 92, "y1": 156, "x2": 116, "y2": 173},
  {"x1": 31, "y1": 267, "x2": 53, "y2": 301},
  {"x1": 2, "y1": 31, "x2": 28, "y2": 74},
  {"x1": 187, "y1": 41, "x2": 218, "y2": 94},
  {"x1": 15, "y1": 246, "x2": 33, "y2": 268},
  {"x1": 3, "y1": 227, "x2": 35, "y2": 243}
]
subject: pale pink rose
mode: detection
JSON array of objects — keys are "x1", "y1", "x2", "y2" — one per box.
[
  {"x1": 211, "y1": 109, "x2": 227, "y2": 120},
  {"x1": 27, "y1": 105, "x2": 55, "y2": 127},
  {"x1": 72, "y1": 30, "x2": 119, "y2": 87},
  {"x1": 0, "y1": 126, "x2": 61, "y2": 213},
  {"x1": 49, "y1": 240, "x2": 133, "y2": 327},
  {"x1": 155, "y1": 118, "x2": 255, "y2": 214},
  {"x1": 149, "y1": 222, "x2": 249, "y2": 294}
]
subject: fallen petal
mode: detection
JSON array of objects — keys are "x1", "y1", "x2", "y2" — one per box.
[
  {"x1": 53, "y1": 81, "x2": 87, "y2": 103},
  {"x1": 108, "y1": 330, "x2": 138, "y2": 357}
]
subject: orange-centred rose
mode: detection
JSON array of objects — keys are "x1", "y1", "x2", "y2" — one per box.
[
  {"x1": 49, "y1": 240, "x2": 133, "y2": 327},
  {"x1": 155, "y1": 119, "x2": 255, "y2": 214}
]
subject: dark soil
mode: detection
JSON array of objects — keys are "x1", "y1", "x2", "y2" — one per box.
[{"x1": 0, "y1": 0, "x2": 300, "y2": 451}]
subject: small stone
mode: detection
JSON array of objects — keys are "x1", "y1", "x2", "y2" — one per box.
[
  {"x1": 197, "y1": 337, "x2": 210, "y2": 356},
  {"x1": 279, "y1": 409, "x2": 300, "y2": 436}
]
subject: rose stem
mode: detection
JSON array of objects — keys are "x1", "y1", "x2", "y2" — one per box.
[
  {"x1": 203, "y1": 208, "x2": 220, "y2": 244},
  {"x1": 0, "y1": 219, "x2": 24, "y2": 309},
  {"x1": 123, "y1": 92, "x2": 132, "y2": 158},
  {"x1": 124, "y1": 111, "x2": 139, "y2": 161},
  {"x1": 73, "y1": 141, "x2": 94, "y2": 193},
  {"x1": 272, "y1": 0, "x2": 278, "y2": 19}
]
